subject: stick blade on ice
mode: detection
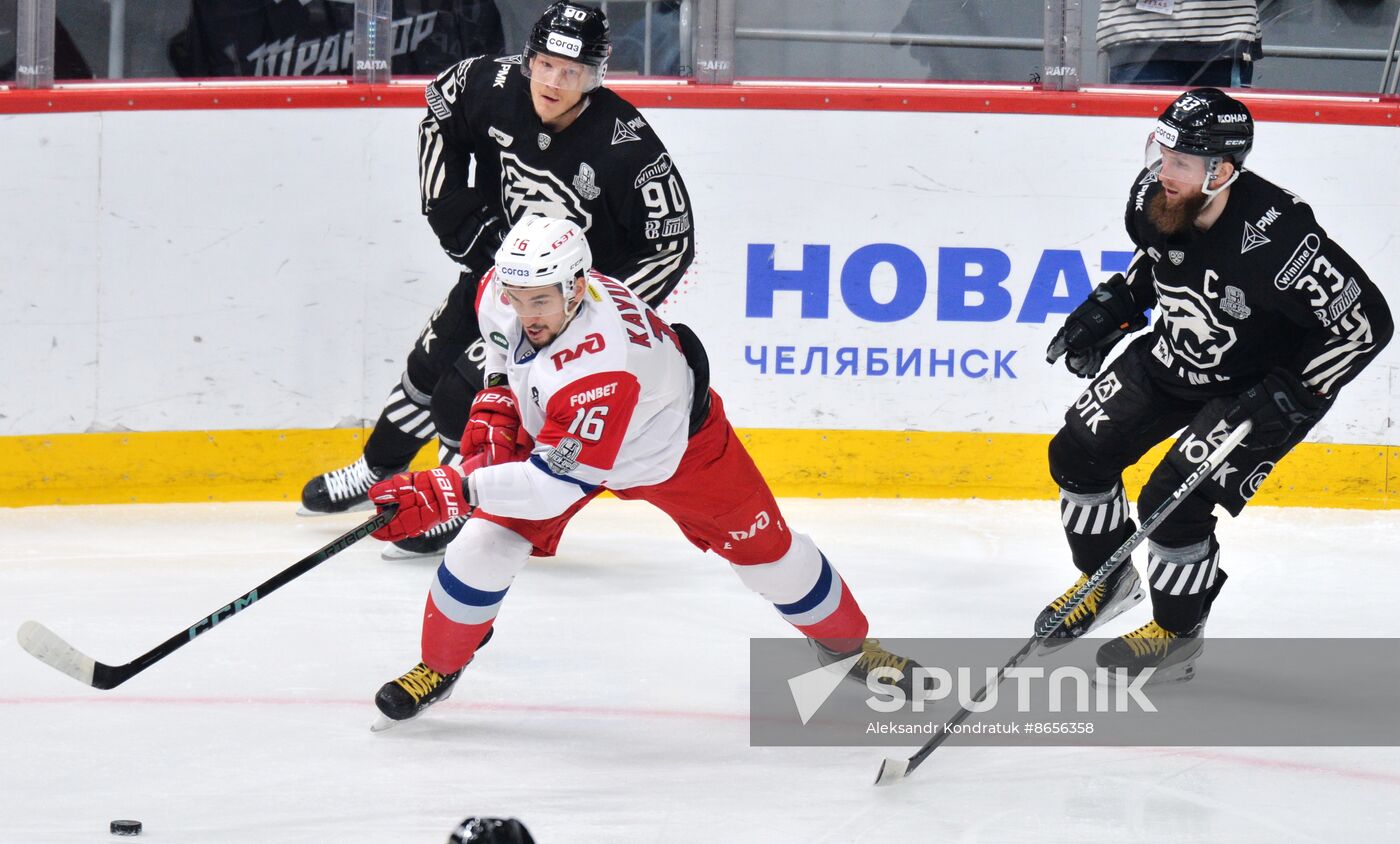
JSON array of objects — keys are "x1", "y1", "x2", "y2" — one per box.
[
  {"x1": 874, "y1": 756, "x2": 910, "y2": 786},
  {"x1": 16, "y1": 621, "x2": 98, "y2": 688}
]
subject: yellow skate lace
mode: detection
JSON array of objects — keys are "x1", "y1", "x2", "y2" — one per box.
[
  {"x1": 394, "y1": 663, "x2": 447, "y2": 702},
  {"x1": 854, "y1": 639, "x2": 909, "y2": 675},
  {"x1": 1123, "y1": 620, "x2": 1176, "y2": 658},
  {"x1": 1050, "y1": 574, "x2": 1106, "y2": 626}
]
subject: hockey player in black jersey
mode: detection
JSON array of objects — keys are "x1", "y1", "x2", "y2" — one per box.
[
  {"x1": 297, "y1": 2, "x2": 695, "y2": 562},
  {"x1": 1041, "y1": 88, "x2": 1392, "y2": 683}
]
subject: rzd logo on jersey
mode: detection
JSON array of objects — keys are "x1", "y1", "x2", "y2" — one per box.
[
  {"x1": 727, "y1": 511, "x2": 776, "y2": 545},
  {"x1": 551, "y1": 332, "x2": 606, "y2": 370},
  {"x1": 1155, "y1": 282, "x2": 1238, "y2": 369},
  {"x1": 499, "y1": 152, "x2": 594, "y2": 231}
]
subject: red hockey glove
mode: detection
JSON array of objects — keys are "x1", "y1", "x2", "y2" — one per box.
[
  {"x1": 463, "y1": 386, "x2": 532, "y2": 465},
  {"x1": 369, "y1": 465, "x2": 474, "y2": 542}
]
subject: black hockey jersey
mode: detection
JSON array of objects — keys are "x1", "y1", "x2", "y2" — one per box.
[
  {"x1": 1121, "y1": 168, "x2": 1392, "y2": 399},
  {"x1": 418, "y1": 54, "x2": 694, "y2": 307}
]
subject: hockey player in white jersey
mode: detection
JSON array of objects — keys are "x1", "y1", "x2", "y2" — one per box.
[
  {"x1": 365, "y1": 216, "x2": 915, "y2": 725},
  {"x1": 297, "y1": 2, "x2": 695, "y2": 565}
]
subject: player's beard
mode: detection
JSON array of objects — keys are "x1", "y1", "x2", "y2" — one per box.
[{"x1": 1147, "y1": 187, "x2": 1210, "y2": 235}]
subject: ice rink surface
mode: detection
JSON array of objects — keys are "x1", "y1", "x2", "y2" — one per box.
[{"x1": 2, "y1": 498, "x2": 1398, "y2": 843}]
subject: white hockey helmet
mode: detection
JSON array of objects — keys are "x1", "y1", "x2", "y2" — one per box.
[{"x1": 493, "y1": 215, "x2": 592, "y2": 316}]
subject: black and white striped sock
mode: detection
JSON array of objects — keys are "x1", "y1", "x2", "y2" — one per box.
[
  {"x1": 382, "y1": 378, "x2": 435, "y2": 440},
  {"x1": 1146, "y1": 537, "x2": 1224, "y2": 632},
  {"x1": 1059, "y1": 484, "x2": 1135, "y2": 576},
  {"x1": 1146, "y1": 539, "x2": 1219, "y2": 597},
  {"x1": 1060, "y1": 485, "x2": 1129, "y2": 536}
]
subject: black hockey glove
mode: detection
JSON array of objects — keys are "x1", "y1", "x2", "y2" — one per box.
[
  {"x1": 426, "y1": 190, "x2": 506, "y2": 274},
  {"x1": 1224, "y1": 368, "x2": 1328, "y2": 449},
  {"x1": 1046, "y1": 274, "x2": 1148, "y2": 378}
]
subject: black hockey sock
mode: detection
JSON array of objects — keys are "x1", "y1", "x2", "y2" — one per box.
[
  {"x1": 1059, "y1": 484, "x2": 1136, "y2": 576},
  {"x1": 364, "y1": 377, "x2": 436, "y2": 469},
  {"x1": 1146, "y1": 537, "x2": 1225, "y2": 633}
]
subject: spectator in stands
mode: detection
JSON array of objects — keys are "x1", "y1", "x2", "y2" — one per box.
[
  {"x1": 168, "y1": 0, "x2": 502, "y2": 78},
  {"x1": 1098, "y1": 0, "x2": 1261, "y2": 87}
]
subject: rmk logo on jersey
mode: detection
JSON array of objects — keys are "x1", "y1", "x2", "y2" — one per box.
[
  {"x1": 1155, "y1": 282, "x2": 1238, "y2": 369},
  {"x1": 551, "y1": 332, "x2": 607, "y2": 370},
  {"x1": 500, "y1": 152, "x2": 594, "y2": 231}
]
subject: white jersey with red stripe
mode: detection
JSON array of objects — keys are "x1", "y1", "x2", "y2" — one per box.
[{"x1": 466, "y1": 268, "x2": 695, "y2": 521}]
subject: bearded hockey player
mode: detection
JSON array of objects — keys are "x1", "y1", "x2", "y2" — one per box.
[
  {"x1": 299, "y1": 2, "x2": 695, "y2": 564},
  {"x1": 1042, "y1": 88, "x2": 1392, "y2": 683},
  {"x1": 364, "y1": 216, "x2": 914, "y2": 727}
]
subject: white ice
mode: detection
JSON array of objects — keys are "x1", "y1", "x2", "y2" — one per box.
[{"x1": 2, "y1": 499, "x2": 1398, "y2": 843}]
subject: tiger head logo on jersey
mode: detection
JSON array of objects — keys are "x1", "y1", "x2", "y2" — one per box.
[
  {"x1": 499, "y1": 152, "x2": 594, "y2": 231},
  {"x1": 1154, "y1": 283, "x2": 1238, "y2": 369}
]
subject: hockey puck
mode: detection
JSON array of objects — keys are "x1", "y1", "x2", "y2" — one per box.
[{"x1": 110, "y1": 820, "x2": 142, "y2": 836}]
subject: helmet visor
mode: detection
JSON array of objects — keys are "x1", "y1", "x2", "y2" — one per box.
[
  {"x1": 1145, "y1": 127, "x2": 1213, "y2": 190},
  {"x1": 498, "y1": 278, "x2": 571, "y2": 319},
  {"x1": 522, "y1": 49, "x2": 603, "y2": 92}
]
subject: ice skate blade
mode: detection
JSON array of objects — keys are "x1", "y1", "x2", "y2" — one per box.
[
  {"x1": 297, "y1": 499, "x2": 374, "y2": 517},
  {"x1": 370, "y1": 713, "x2": 404, "y2": 732},
  {"x1": 380, "y1": 546, "x2": 446, "y2": 563},
  {"x1": 1092, "y1": 662, "x2": 1195, "y2": 689},
  {"x1": 1038, "y1": 586, "x2": 1145, "y2": 654}
]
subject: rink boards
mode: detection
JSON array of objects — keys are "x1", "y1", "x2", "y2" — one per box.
[{"x1": 1, "y1": 83, "x2": 1396, "y2": 507}]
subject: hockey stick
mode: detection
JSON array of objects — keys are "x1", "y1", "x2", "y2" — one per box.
[
  {"x1": 874, "y1": 420, "x2": 1252, "y2": 786},
  {"x1": 16, "y1": 506, "x2": 396, "y2": 690}
]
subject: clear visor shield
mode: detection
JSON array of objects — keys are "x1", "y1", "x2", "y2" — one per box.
[
  {"x1": 522, "y1": 48, "x2": 604, "y2": 92},
  {"x1": 499, "y1": 280, "x2": 570, "y2": 319},
  {"x1": 497, "y1": 271, "x2": 588, "y2": 322},
  {"x1": 1145, "y1": 123, "x2": 1232, "y2": 197}
]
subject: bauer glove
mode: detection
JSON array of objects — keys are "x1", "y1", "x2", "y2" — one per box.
[
  {"x1": 369, "y1": 454, "x2": 486, "y2": 542},
  {"x1": 463, "y1": 386, "x2": 533, "y2": 466}
]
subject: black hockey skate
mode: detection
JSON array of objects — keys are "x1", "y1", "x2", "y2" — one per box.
[
  {"x1": 811, "y1": 638, "x2": 922, "y2": 698},
  {"x1": 1094, "y1": 618, "x2": 1205, "y2": 687},
  {"x1": 298, "y1": 456, "x2": 406, "y2": 516},
  {"x1": 371, "y1": 629, "x2": 493, "y2": 731},
  {"x1": 381, "y1": 515, "x2": 467, "y2": 562},
  {"x1": 372, "y1": 663, "x2": 462, "y2": 731},
  {"x1": 1035, "y1": 566, "x2": 1144, "y2": 651}
]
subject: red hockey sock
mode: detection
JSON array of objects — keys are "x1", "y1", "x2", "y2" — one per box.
[
  {"x1": 789, "y1": 579, "x2": 869, "y2": 655},
  {"x1": 421, "y1": 592, "x2": 495, "y2": 674}
]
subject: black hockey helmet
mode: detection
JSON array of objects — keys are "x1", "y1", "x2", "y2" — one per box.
[
  {"x1": 524, "y1": 2, "x2": 611, "y2": 90},
  {"x1": 1154, "y1": 87, "x2": 1254, "y2": 164},
  {"x1": 1146, "y1": 87, "x2": 1252, "y2": 198},
  {"x1": 447, "y1": 817, "x2": 535, "y2": 844}
]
